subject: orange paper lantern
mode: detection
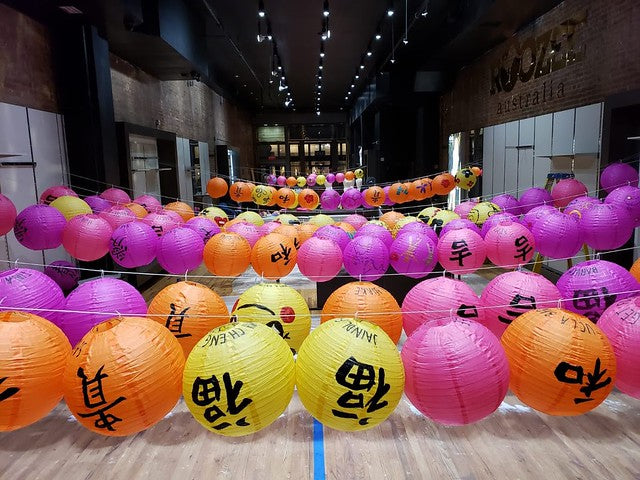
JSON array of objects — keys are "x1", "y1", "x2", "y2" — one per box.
[
  {"x1": 379, "y1": 211, "x2": 405, "y2": 230},
  {"x1": 298, "y1": 223, "x2": 319, "y2": 244},
  {"x1": 125, "y1": 202, "x2": 148, "y2": 219},
  {"x1": 251, "y1": 233, "x2": 297, "y2": 280},
  {"x1": 274, "y1": 224, "x2": 301, "y2": 250},
  {"x1": 298, "y1": 188, "x2": 320, "y2": 210},
  {"x1": 411, "y1": 179, "x2": 433, "y2": 201},
  {"x1": 276, "y1": 188, "x2": 297, "y2": 209},
  {"x1": 334, "y1": 221, "x2": 356, "y2": 236},
  {"x1": 432, "y1": 173, "x2": 456, "y2": 195},
  {"x1": 286, "y1": 176, "x2": 297, "y2": 187},
  {"x1": 345, "y1": 171, "x2": 355, "y2": 181},
  {"x1": 207, "y1": 177, "x2": 229, "y2": 198},
  {"x1": 630, "y1": 258, "x2": 640, "y2": 283},
  {"x1": 387, "y1": 182, "x2": 411, "y2": 204},
  {"x1": 364, "y1": 186, "x2": 385, "y2": 206},
  {"x1": 229, "y1": 182, "x2": 252, "y2": 203},
  {"x1": 203, "y1": 232, "x2": 252, "y2": 276},
  {"x1": 266, "y1": 186, "x2": 278, "y2": 206},
  {"x1": 164, "y1": 201, "x2": 195, "y2": 222},
  {"x1": 471, "y1": 166, "x2": 482, "y2": 177}
]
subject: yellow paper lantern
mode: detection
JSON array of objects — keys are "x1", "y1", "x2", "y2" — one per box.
[
  {"x1": 354, "y1": 168, "x2": 364, "y2": 179},
  {"x1": 231, "y1": 283, "x2": 311, "y2": 354},
  {"x1": 428, "y1": 209, "x2": 460, "y2": 230},
  {"x1": 416, "y1": 206, "x2": 441, "y2": 224},
  {"x1": 50, "y1": 195, "x2": 92, "y2": 220},
  {"x1": 391, "y1": 216, "x2": 420, "y2": 238},
  {"x1": 251, "y1": 185, "x2": 273, "y2": 206},
  {"x1": 183, "y1": 322, "x2": 295, "y2": 436},
  {"x1": 468, "y1": 202, "x2": 501, "y2": 226},
  {"x1": 367, "y1": 219, "x2": 390, "y2": 229},
  {"x1": 308, "y1": 213, "x2": 335, "y2": 227},
  {"x1": 316, "y1": 174, "x2": 326, "y2": 186},
  {"x1": 236, "y1": 210, "x2": 264, "y2": 226},
  {"x1": 296, "y1": 318, "x2": 404, "y2": 431},
  {"x1": 199, "y1": 206, "x2": 229, "y2": 227},
  {"x1": 296, "y1": 176, "x2": 307, "y2": 188},
  {"x1": 455, "y1": 168, "x2": 478, "y2": 190},
  {"x1": 275, "y1": 213, "x2": 301, "y2": 225}
]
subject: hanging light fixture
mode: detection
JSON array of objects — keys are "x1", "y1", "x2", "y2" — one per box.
[
  {"x1": 375, "y1": 25, "x2": 382, "y2": 40},
  {"x1": 387, "y1": 0, "x2": 394, "y2": 17},
  {"x1": 320, "y1": 44, "x2": 325, "y2": 58},
  {"x1": 323, "y1": 0, "x2": 329, "y2": 17},
  {"x1": 258, "y1": 0, "x2": 265, "y2": 18},
  {"x1": 403, "y1": 0, "x2": 408, "y2": 44},
  {"x1": 267, "y1": 21, "x2": 273, "y2": 41}
]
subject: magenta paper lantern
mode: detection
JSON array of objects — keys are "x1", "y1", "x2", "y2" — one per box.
[
  {"x1": 13, "y1": 204, "x2": 67, "y2": 250},
  {"x1": 297, "y1": 237, "x2": 343, "y2": 282},
  {"x1": 61, "y1": 277, "x2": 147, "y2": 346},
  {"x1": 402, "y1": 317, "x2": 510, "y2": 425},
  {"x1": 341, "y1": 188, "x2": 362, "y2": 210},
  {"x1": 83, "y1": 195, "x2": 111, "y2": 214},
  {"x1": 343, "y1": 214, "x2": 368, "y2": 230},
  {"x1": 142, "y1": 211, "x2": 181, "y2": 236},
  {"x1": 39, "y1": 186, "x2": 77, "y2": 205},
  {"x1": 491, "y1": 194, "x2": 522, "y2": 216},
  {"x1": 156, "y1": 227, "x2": 204, "y2": 274},
  {"x1": 402, "y1": 277, "x2": 483, "y2": 336},
  {"x1": 326, "y1": 173, "x2": 336, "y2": 184},
  {"x1": 453, "y1": 200, "x2": 478, "y2": 219},
  {"x1": 342, "y1": 235, "x2": 389, "y2": 281},
  {"x1": 133, "y1": 194, "x2": 162, "y2": 213},
  {"x1": 551, "y1": 178, "x2": 588, "y2": 209},
  {"x1": 605, "y1": 186, "x2": 640, "y2": 227},
  {"x1": 185, "y1": 216, "x2": 220, "y2": 243},
  {"x1": 100, "y1": 187, "x2": 131, "y2": 205},
  {"x1": 0, "y1": 268, "x2": 65, "y2": 325},
  {"x1": 531, "y1": 211, "x2": 582, "y2": 259},
  {"x1": 320, "y1": 189, "x2": 341, "y2": 210},
  {"x1": 521, "y1": 205, "x2": 557, "y2": 230},
  {"x1": 484, "y1": 220, "x2": 535, "y2": 268},
  {"x1": 437, "y1": 228, "x2": 486, "y2": 275},
  {"x1": 0, "y1": 193, "x2": 17, "y2": 236},
  {"x1": 109, "y1": 221, "x2": 158, "y2": 268},
  {"x1": 314, "y1": 224, "x2": 351, "y2": 252},
  {"x1": 62, "y1": 214, "x2": 113, "y2": 262},
  {"x1": 226, "y1": 221, "x2": 261, "y2": 247},
  {"x1": 600, "y1": 162, "x2": 639, "y2": 193},
  {"x1": 564, "y1": 196, "x2": 600, "y2": 218},
  {"x1": 480, "y1": 212, "x2": 519, "y2": 238},
  {"x1": 389, "y1": 232, "x2": 438, "y2": 279},
  {"x1": 354, "y1": 223, "x2": 393, "y2": 250},
  {"x1": 480, "y1": 270, "x2": 561, "y2": 338},
  {"x1": 598, "y1": 297, "x2": 640, "y2": 398},
  {"x1": 100, "y1": 205, "x2": 137, "y2": 229},
  {"x1": 162, "y1": 209, "x2": 186, "y2": 225},
  {"x1": 580, "y1": 203, "x2": 634, "y2": 250},
  {"x1": 307, "y1": 174, "x2": 317, "y2": 187},
  {"x1": 397, "y1": 221, "x2": 439, "y2": 245},
  {"x1": 335, "y1": 172, "x2": 345, "y2": 183},
  {"x1": 44, "y1": 260, "x2": 80, "y2": 292},
  {"x1": 267, "y1": 174, "x2": 277, "y2": 185},
  {"x1": 518, "y1": 187, "x2": 553, "y2": 214},
  {"x1": 258, "y1": 221, "x2": 281, "y2": 236},
  {"x1": 556, "y1": 259, "x2": 639, "y2": 323},
  {"x1": 382, "y1": 186, "x2": 395, "y2": 206},
  {"x1": 440, "y1": 218, "x2": 481, "y2": 237},
  {"x1": 276, "y1": 175, "x2": 287, "y2": 186}
]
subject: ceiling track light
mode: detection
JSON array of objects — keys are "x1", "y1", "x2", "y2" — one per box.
[
  {"x1": 403, "y1": 0, "x2": 408, "y2": 44},
  {"x1": 323, "y1": 0, "x2": 329, "y2": 17},
  {"x1": 267, "y1": 22, "x2": 273, "y2": 41},
  {"x1": 258, "y1": 0, "x2": 265, "y2": 17},
  {"x1": 375, "y1": 25, "x2": 382, "y2": 40},
  {"x1": 320, "y1": 44, "x2": 325, "y2": 58},
  {"x1": 387, "y1": 0, "x2": 394, "y2": 17}
]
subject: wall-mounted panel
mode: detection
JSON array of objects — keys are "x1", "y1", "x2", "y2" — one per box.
[
  {"x1": 482, "y1": 126, "x2": 494, "y2": 196},
  {"x1": 574, "y1": 103, "x2": 602, "y2": 154},
  {"x1": 552, "y1": 109, "x2": 575, "y2": 156},
  {"x1": 492, "y1": 123, "x2": 506, "y2": 194}
]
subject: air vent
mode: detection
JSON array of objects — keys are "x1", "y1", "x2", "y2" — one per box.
[{"x1": 58, "y1": 6, "x2": 83, "y2": 14}]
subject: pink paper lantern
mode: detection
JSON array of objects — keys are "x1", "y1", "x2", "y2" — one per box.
[
  {"x1": 44, "y1": 260, "x2": 80, "y2": 292},
  {"x1": 343, "y1": 214, "x2": 368, "y2": 230},
  {"x1": 600, "y1": 162, "x2": 639, "y2": 194},
  {"x1": 396, "y1": 221, "x2": 439, "y2": 244},
  {"x1": 326, "y1": 173, "x2": 336, "y2": 184},
  {"x1": 440, "y1": 218, "x2": 481, "y2": 237},
  {"x1": 62, "y1": 214, "x2": 113, "y2": 262},
  {"x1": 314, "y1": 224, "x2": 351, "y2": 252},
  {"x1": 156, "y1": 227, "x2": 204, "y2": 274},
  {"x1": 598, "y1": 297, "x2": 640, "y2": 399},
  {"x1": 605, "y1": 186, "x2": 640, "y2": 227},
  {"x1": 320, "y1": 189, "x2": 341, "y2": 210},
  {"x1": 276, "y1": 175, "x2": 287, "y2": 186},
  {"x1": 185, "y1": 216, "x2": 220, "y2": 243},
  {"x1": 557, "y1": 259, "x2": 639, "y2": 323},
  {"x1": 83, "y1": 195, "x2": 111, "y2": 214},
  {"x1": 491, "y1": 194, "x2": 522, "y2": 216},
  {"x1": 484, "y1": 220, "x2": 535, "y2": 268},
  {"x1": 531, "y1": 211, "x2": 582, "y2": 259},
  {"x1": 39, "y1": 186, "x2": 77, "y2": 205},
  {"x1": 0, "y1": 193, "x2": 17, "y2": 236},
  {"x1": 162, "y1": 209, "x2": 186, "y2": 225},
  {"x1": 335, "y1": 172, "x2": 345, "y2": 183},
  {"x1": 437, "y1": 228, "x2": 486, "y2": 275},
  {"x1": 258, "y1": 221, "x2": 281, "y2": 236},
  {"x1": 551, "y1": 178, "x2": 588, "y2": 209},
  {"x1": 480, "y1": 270, "x2": 561, "y2": 338},
  {"x1": 142, "y1": 211, "x2": 181, "y2": 237},
  {"x1": 521, "y1": 205, "x2": 557, "y2": 230},
  {"x1": 453, "y1": 200, "x2": 478, "y2": 218},
  {"x1": 61, "y1": 277, "x2": 147, "y2": 346},
  {"x1": 133, "y1": 194, "x2": 162, "y2": 213},
  {"x1": 100, "y1": 205, "x2": 137, "y2": 229},
  {"x1": 342, "y1": 235, "x2": 389, "y2": 281},
  {"x1": 109, "y1": 221, "x2": 158, "y2": 268},
  {"x1": 297, "y1": 237, "x2": 343, "y2": 282},
  {"x1": 0, "y1": 268, "x2": 65, "y2": 325},
  {"x1": 390, "y1": 232, "x2": 438, "y2": 278},
  {"x1": 307, "y1": 174, "x2": 317, "y2": 187},
  {"x1": 341, "y1": 188, "x2": 362, "y2": 209},
  {"x1": 580, "y1": 203, "x2": 634, "y2": 250},
  {"x1": 402, "y1": 317, "x2": 510, "y2": 425},
  {"x1": 13, "y1": 205, "x2": 67, "y2": 250},
  {"x1": 382, "y1": 186, "x2": 395, "y2": 206},
  {"x1": 354, "y1": 223, "x2": 393, "y2": 250},
  {"x1": 518, "y1": 187, "x2": 553, "y2": 214},
  {"x1": 480, "y1": 212, "x2": 519, "y2": 238},
  {"x1": 100, "y1": 187, "x2": 131, "y2": 205},
  {"x1": 226, "y1": 221, "x2": 261, "y2": 247},
  {"x1": 402, "y1": 277, "x2": 483, "y2": 336}
]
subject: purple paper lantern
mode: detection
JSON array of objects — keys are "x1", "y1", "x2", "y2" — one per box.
[
  {"x1": 267, "y1": 174, "x2": 277, "y2": 185},
  {"x1": 62, "y1": 214, "x2": 113, "y2": 262},
  {"x1": 437, "y1": 228, "x2": 486, "y2": 275},
  {"x1": 440, "y1": 218, "x2": 482, "y2": 237},
  {"x1": 600, "y1": 162, "x2": 639, "y2": 194},
  {"x1": 531, "y1": 211, "x2": 582, "y2": 259},
  {"x1": 306, "y1": 174, "x2": 317, "y2": 187},
  {"x1": 185, "y1": 216, "x2": 220, "y2": 243},
  {"x1": 226, "y1": 221, "x2": 261, "y2": 247},
  {"x1": 83, "y1": 195, "x2": 112, "y2": 214},
  {"x1": 100, "y1": 187, "x2": 131, "y2": 206},
  {"x1": 564, "y1": 196, "x2": 600, "y2": 218},
  {"x1": 314, "y1": 224, "x2": 351, "y2": 252},
  {"x1": 326, "y1": 173, "x2": 336, "y2": 184},
  {"x1": 13, "y1": 204, "x2": 66, "y2": 250},
  {"x1": 390, "y1": 232, "x2": 437, "y2": 278},
  {"x1": 605, "y1": 186, "x2": 640, "y2": 227},
  {"x1": 491, "y1": 194, "x2": 522, "y2": 216},
  {"x1": 341, "y1": 188, "x2": 362, "y2": 210},
  {"x1": 258, "y1": 221, "x2": 281, "y2": 236},
  {"x1": 320, "y1": 189, "x2": 341, "y2": 210},
  {"x1": 480, "y1": 212, "x2": 519, "y2": 237},
  {"x1": 342, "y1": 235, "x2": 389, "y2": 281},
  {"x1": 343, "y1": 214, "x2": 368, "y2": 230},
  {"x1": 354, "y1": 223, "x2": 394, "y2": 250},
  {"x1": 43, "y1": 260, "x2": 80, "y2": 292},
  {"x1": 142, "y1": 211, "x2": 181, "y2": 237},
  {"x1": 156, "y1": 227, "x2": 204, "y2": 274},
  {"x1": 395, "y1": 221, "x2": 439, "y2": 245},
  {"x1": 61, "y1": 277, "x2": 147, "y2": 346},
  {"x1": 557, "y1": 259, "x2": 639, "y2": 323},
  {"x1": 133, "y1": 194, "x2": 162, "y2": 213},
  {"x1": 518, "y1": 187, "x2": 554, "y2": 214},
  {"x1": 453, "y1": 200, "x2": 479, "y2": 219},
  {"x1": 521, "y1": 205, "x2": 557, "y2": 230},
  {"x1": 100, "y1": 205, "x2": 136, "y2": 229},
  {"x1": 383, "y1": 186, "x2": 395, "y2": 206},
  {"x1": 109, "y1": 221, "x2": 158, "y2": 268},
  {"x1": 580, "y1": 203, "x2": 634, "y2": 250},
  {"x1": 0, "y1": 267, "x2": 65, "y2": 325},
  {"x1": 297, "y1": 237, "x2": 343, "y2": 282},
  {"x1": 484, "y1": 220, "x2": 535, "y2": 268}
]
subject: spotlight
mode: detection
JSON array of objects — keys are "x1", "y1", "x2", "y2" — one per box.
[
  {"x1": 345, "y1": 96, "x2": 348, "y2": 100},
  {"x1": 366, "y1": 48, "x2": 372, "y2": 57},
  {"x1": 351, "y1": 83, "x2": 354, "y2": 88},
  {"x1": 355, "y1": 73, "x2": 360, "y2": 79},
  {"x1": 319, "y1": 64, "x2": 323, "y2": 70},
  {"x1": 375, "y1": 26, "x2": 382, "y2": 40},
  {"x1": 267, "y1": 23, "x2": 273, "y2": 41},
  {"x1": 258, "y1": 0, "x2": 265, "y2": 17},
  {"x1": 316, "y1": 111, "x2": 321, "y2": 116},
  {"x1": 403, "y1": 38, "x2": 408, "y2": 45},
  {"x1": 323, "y1": 0, "x2": 329, "y2": 17},
  {"x1": 320, "y1": 44, "x2": 325, "y2": 58},
  {"x1": 387, "y1": 1, "x2": 394, "y2": 16},
  {"x1": 360, "y1": 63, "x2": 365, "y2": 69}
]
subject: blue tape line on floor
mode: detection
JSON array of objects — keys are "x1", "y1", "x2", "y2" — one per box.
[{"x1": 313, "y1": 419, "x2": 325, "y2": 480}]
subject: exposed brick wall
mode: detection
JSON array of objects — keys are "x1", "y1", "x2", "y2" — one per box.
[{"x1": 0, "y1": 4, "x2": 58, "y2": 112}]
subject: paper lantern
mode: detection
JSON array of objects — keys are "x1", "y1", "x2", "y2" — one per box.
[
  {"x1": 343, "y1": 235, "x2": 389, "y2": 281},
  {"x1": 416, "y1": 207, "x2": 440, "y2": 224},
  {"x1": 163, "y1": 209, "x2": 185, "y2": 225},
  {"x1": 124, "y1": 202, "x2": 148, "y2": 219},
  {"x1": 203, "y1": 232, "x2": 251, "y2": 276},
  {"x1": 453, "y1": 200, "x2": 478, "y2": 218},
  {"x1": 335, "y1": 172, "x2": 345, "y2": 183},
  {"x1": 228, "y1": 182, "x2": 249, "y2": 202},
  {"x1": 364, "y1": 186, "x2": 385, "y2": 206},
  {"x1": 403, "y1": 317, "x2": 509, "y2": 425},
  {"x1": 39, "y1": 186, "x2": 77, "y2": 205},
  {"x1": 321, "y1": 282, "x2": 402, "y2": 343},
  {"x1": 471, "y1": 166, "x2": 482, "y2": 176},
  {"x1": 501, "y1": 308, "x2": 616, "y2": 415},
  {"x1": 297, "y1": 318, "x2": 404, "y2": 431},
  {"x1": 355, "y1": 223, "x2": 393, "y2": 250},
  {"x1": 314, "y1": 224, "x2": 351, "y2": 252},
  {"x1": 382, "y1": 186, "x2": 395, "y2": 206},
  {"x1": 631, "y1": 258, "x2": 640, "y2": 283},
  {"x1": 109, "y1": 221, "x2": 158, "y2": 268},
  {"x1": 307, "y1": 174, "x2": 317, "y2": 187},
  {"x1": 480, "y1": 270, "x2": 561, "y2": 338},
  {"x1": 387, "y1": 183, "x2": 411, "y2": 204},
  {"x1": 402, "y1": 277, "x2": 483, "y2": 337},
  {"x1": 156, "y1": 227, "x2": 204, "y2": 274},
  {"x1": 432, "y1": 173, "x2": 456, "y2": 195},
  {"x1": 319, "y1": 189, "x2": 340, "y2": 210},
  {"x1": 236, "y1": 210, "x2": 264, "y2": 226},
  {"x1": 266, "y1": 174, "x2": 277, "y2": 185},
  {"x1": 395, "y1": 220, "x2": 439, "y2": 244},
  {"x1": 296, "y1": 176, "x2": 306, "y2": 188},
  {"x1": 206, "y1": 177, "x2": 228, "y2": 198},
  {"x1": 100, "y1": 205, "x2": 136, "y2": 229},
  {"x1": 164, "y1": 201, "x2": 195, "y2": 221},
  {"x1": 275, "y1": 175, "x2": 286, "y2": 186},
  {"x1": 257, "y1": 222, "x2": 279, "y2": 238},
  {"x1": 467, "y1": 201, "x2": 501, "y2": 225},
  {"x1": 100, "y1": 187, "x2": 131, "y2": 205},
  {"x1": 273, "y1": 187, "x2": 295, "y2": 209},
  {"x1": 199, "y1": 206, "x2": 229, "y2": 227},
  {"x1": 231, "y1": 283, "x2": 311, "y2": 354},
  {"x1": 0, "y1": 268, "x2": 65, "y2": 325},
  {"x1": 600, "y1": 162, "x2": 639, "y2": 193},
  {"x1": 250, "y1": 185, "x2": 272, "y2": 206},
  {"x1": 519, "y1": 187, "x2": 553, "y2": 214},
  {"x1": 297, "y1": 237, "x2": 343, "y2": 282},
  {"x1": 551, "y1": 178, "x2": 588, "y2": 209},
  {"x1": 148, "y1": 281, "x2": 229, "y2": 356},
  {"x1": 227, "y1": 220, "x2": 261, "y2": 248},
  {"x1": 339, "y1": 188, "x2": 361, "y2": 210},
  {"x1": 491, "y1": 194, "x2": 522, "y2": 216},
  {"x1": 598, "y1": 297, "x2": 640, "y2": 398},
  {"x1": 132, "y1": 194, "x2": 161, "y2": 213},
  {"x1": 50, "y1": 195, "x2": 92, "y2": 221},
  {"x1": 62, "y1": 214, "x2": 113, "y2": 262},
  {"x1": 185, "y1": 216, "x2": 220, "y2": 243},
  {"x1": 142, "y1": 211, "x2": 182, "y2": 237},
  {"x1": 298, "y1": 188, "x2": 320, "y2": 209},
  {"x1": 343, "y1": 171, "x2": 354, "y2": 181},
  {"x1": 0, "y1": 311, "x2": 71, "y2": 431},
  {"x1": 454, "y1": 168, "x2": 477, "y2": 190},
  {"x1": 335, "y1": 221, "x2": 357, "y2": 236},
  {"x1": 379, "y1": 211, "x2": 405, "y2": 230},
  {"x1": 44, "y1": 260, "x2": 80, "y2": 292},
  {"x1": 84, "y1": 195, "x2": 112, "y2": 214},
  {"x1": 480, "y1": 213, "x2": 521, "y2": 238},
  {"x1": 251, "y1": 233, "x2": 297, "y2": 280},
  {"x1": 556, "y1": 259, "x2": 639, "y2": 323},
  {"x1": 389, "y1": 232, "x2": 437, "y2": 279},
  {"x1": 341, "y1": 214, "x2": 367, "y2": 231},
  {"x1": 521, "y1": 205, "x2": 557, "y2": 230},
  {"x1": 184, "y1": 322, "x2": 294, "y2": 436},
  {"x1": 275, "y1": 213, "x2": 301, "y2": 225},
  {"x1": 531, "y1": 211, "x2": 582, "y2": 259},
  {"x1": 13, "y1": 204, "x2": 66, "y2": 250},
  {"x1": 580, "y1": 203, "x2": 634, "y2": 250},
  {"x1": 63, "y1": 316, "x2": 184, "y2": 436},
  {"x1": 484, "y1": 220, "x2": 535, "y2": 268},
  {"x1": 298, "y1": 223, "x2": 319, "y2": 243},
  {"x1": 286, "y1": 176, "x2": 297, "y2": 187},
  {"x1": 437, "y1": 228, "x2": 486, "y2": 275},
  {"x1": 565, "y1": 196, "x2": 600, "y2": 218},
  {"x1": 316, "y1": 174, "x2": 326, "y2": 186},
  {"x1": 413, "y1": 178, "x2": 435, "y2": 201},
  {"x1": 440, "y1": 218, "x2": 481, "y2": 237},
  {"x1": 427, "y1": 209, "x2": 460, "y2": 233},
  {"x1": 273, "y1": 224, "x2": 301, "y2": 250},
  {"x1": 605, "y1": 186, "x2": 640, "y2": 227}
]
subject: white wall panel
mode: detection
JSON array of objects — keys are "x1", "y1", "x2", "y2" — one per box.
[
  {"x1": 574, "y1": 103, "x2": 602, "y2": 154},
  {"x1": 519, "y1": 117, "x2": 534, "y2": 146},
  {"x1": 482, "y1": 126, "x2": 494, "y2": 196},
  {"x1": 492, "y1": 123, "x2": 506, "y2": 194},
  {"x1": 534, "y1": 114, "x2": 553, "y2": 157},
  {"x1": 517, "y1": 149, "x2": 534, "y2": 195},
  {"x1": 552, "y1": 109, "x2": 575, "y2": 156}
]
